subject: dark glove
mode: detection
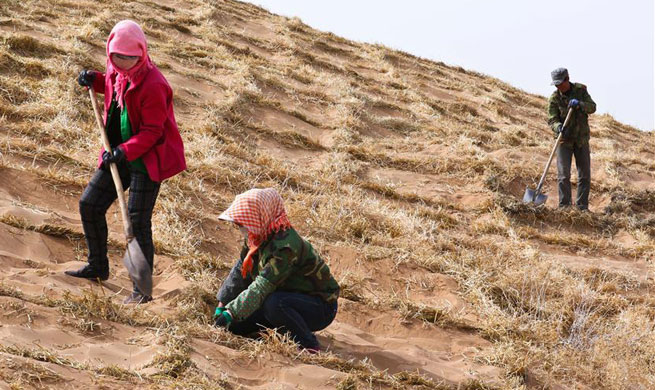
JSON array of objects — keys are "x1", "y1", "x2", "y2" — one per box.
[
  {"x1": 101, "y1": 146, "x2": 125, "y2": 167},
  {"x1": 77, "y1": 70, "x2": 96, "y2": 88},
  {"x1": 568, "y1": 99, "x2": 580, "y2": 109},
  {"x1": 213, "y1": 310, "x2": 233, "y2": 328}
]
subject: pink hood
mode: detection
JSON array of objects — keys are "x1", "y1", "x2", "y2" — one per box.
[{"x1": 106, "y1": 20, "x2": 153, "y2": 109}]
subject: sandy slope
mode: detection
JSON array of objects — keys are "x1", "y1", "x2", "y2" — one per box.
[
  {"x1": 0, "y1": 0, "x2": 654, "y2": 389},
  {"x1": 0, "y1": 156, "x2": 500, "y2": 387}
]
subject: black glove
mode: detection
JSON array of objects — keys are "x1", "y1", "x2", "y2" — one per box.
[
  {"x1": 213, "y1": 310, "x2": 233, "y2": 328},
  {"x1": 77, "y1": 70, "x2": 96, "y2": 88},
  {"x1": 101, "y1": 146, "x2": 125, "y2": 167},
  {"x1": 557, "y1": 124, "x2": 570, "y2": 138}
]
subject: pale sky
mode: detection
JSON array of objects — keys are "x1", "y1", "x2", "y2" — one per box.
[{"x1": 245, "y1": 1, "x2": 654, "y2": 131}]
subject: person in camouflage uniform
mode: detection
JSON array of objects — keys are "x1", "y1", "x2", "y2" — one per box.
[
  {"x1": 213, "y1": 188, "x2": 340, "y2": 352},
  {"x1": 547, "y1": 67, "x2": 597, "y2": 210}
]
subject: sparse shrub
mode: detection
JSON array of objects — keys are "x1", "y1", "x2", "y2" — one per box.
[
  {"x1": 2, "y1": 34, "x2": 61, "y2": 58},
  {"x1": 285, "y1": 16, "x2": 308, "y2": 32},
  {"x1": 336, "y1": 375, "x2": 358, "y2": 390}
]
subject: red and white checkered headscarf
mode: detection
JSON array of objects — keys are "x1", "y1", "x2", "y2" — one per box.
[{"x1": 219, "y1": 188, "x2": 292, "y2": 277}]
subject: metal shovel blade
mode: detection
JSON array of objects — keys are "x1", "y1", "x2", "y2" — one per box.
[
  {"x1": 523, "y1": 187, "x2": 548, "y2": 206},
  {"x1": 122, "y1": 238, "x2": 152, "y2": 296}
]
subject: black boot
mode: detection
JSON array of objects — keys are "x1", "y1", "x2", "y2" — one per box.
[
  {"x1": 64, "y1": 264, "x2": 109, "y2": 281},
  {"x1": 122, "y1": 281, "x2": 152, "y2": 304},
  {"x1": 123, "y1": 289, "x2": 152, "y2": 304}
]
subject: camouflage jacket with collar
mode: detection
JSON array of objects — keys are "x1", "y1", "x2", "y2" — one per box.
[
  {"x1": 547, "y1": 82, "x2": 596, "y2": 146},
  {"x1": 219, "y1": 228, "x2": 340, "y2": 321}
]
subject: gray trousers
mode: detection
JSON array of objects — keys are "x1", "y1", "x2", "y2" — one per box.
[{"x1": 556, "y1": 143, "x2": 590, "y2": 209}]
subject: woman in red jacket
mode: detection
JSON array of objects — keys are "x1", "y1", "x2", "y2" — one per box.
[{"x1": 65, "y1": 20, "x2": 186, "y2": 304}]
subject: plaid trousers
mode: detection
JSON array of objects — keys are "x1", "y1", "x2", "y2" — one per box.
[{"x1": 79, "y1": 163, "x2": 160, "y2": 270}]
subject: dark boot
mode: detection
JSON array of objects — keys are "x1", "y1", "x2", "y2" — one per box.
[
  {"x1": 123, "y1": 281, "x2": 152, "y2": 304},
  {"x1": 64, "y1": 264, "x2": 109, "y2": 281},
  {"x1": 123, "y1": 290, "x2": 152, "y2": 304}
]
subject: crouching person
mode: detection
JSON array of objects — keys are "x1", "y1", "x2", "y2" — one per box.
[{"x1": 213, "y1": 188, "x2": 339, "y2": 353}]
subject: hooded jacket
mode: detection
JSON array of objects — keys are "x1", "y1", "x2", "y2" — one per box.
[{"x1": 92, "y1": 20, "x2": 186, "y2": 182}]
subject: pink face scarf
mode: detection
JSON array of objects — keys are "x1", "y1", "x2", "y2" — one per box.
[
  {"x1": 219, "y1": 188, "x2": 293, "y2": 278},
  {"x1": 106, "y1": 20, "x2": 153, "y2": 109}
]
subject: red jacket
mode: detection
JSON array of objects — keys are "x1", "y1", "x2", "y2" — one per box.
[{"x1": 92, "y1": 66, "x2": 186, "y2": 182}]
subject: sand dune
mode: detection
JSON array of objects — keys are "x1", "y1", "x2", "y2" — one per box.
[{"x1": 0, "y1": 0, "x2": 654, "y2": 389}]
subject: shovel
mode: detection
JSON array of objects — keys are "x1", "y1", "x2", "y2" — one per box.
[
  {"x1": 88, "y1": 88, "x2": 153, "y2": 297},
  {"x1": 523, "y1": 107, "x2": 574, "y2": 205}
]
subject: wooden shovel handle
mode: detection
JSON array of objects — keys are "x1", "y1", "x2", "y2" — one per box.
[
  {"x1": 88, "y1": 88, "x2": 133, "y2": 240},
  {"x1": 534, "y1": 107, "x2": 575, "y2": 194}
]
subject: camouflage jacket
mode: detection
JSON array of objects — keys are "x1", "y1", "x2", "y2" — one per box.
[
  {"x1": 219, "y1": 228, "x2": 340, "y2": 322},
  {"x1": 547, "y1": 82, "x2": 596, "y2": 146}
]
